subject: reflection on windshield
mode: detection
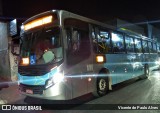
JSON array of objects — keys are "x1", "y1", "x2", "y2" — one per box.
[{"x1": 20, "y1": 27, "x2": 62, "y2": 65}]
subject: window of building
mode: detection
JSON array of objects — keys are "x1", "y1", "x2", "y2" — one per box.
[
  {"x1": 153, "y1": 43, "x2": 157, "y2": 53},
  {"x1": 91, "y1": 27, "x2": 111, "y2": 54},
  {"x1": 97, "y1": 30, "x2": 111, "y2": 53},
  {"x1": 64, "y1": 19, "x2": 90, "y2": 65},
  {"x1": 91, "y1": 27, "x2": 98, "y2": 53},
  {"x1": 148, "y1": 41, "x2": 153, "y2": 53},
  {"x1": 157, "y1": 44, "x2": 160, "y2": 53}
]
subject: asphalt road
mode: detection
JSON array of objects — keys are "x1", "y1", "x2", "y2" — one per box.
[{"x1": 1, "y1": 70, "x2": 160, "y2": 113}]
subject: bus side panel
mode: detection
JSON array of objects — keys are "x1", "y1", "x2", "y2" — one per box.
[
  {"x1": 132, "y1": 53, "x2": 144, "y2": 77},
  {"x1": 104, "y1": 54, "x2": 134, "y2": 85},
  {"x1": 64, "y1": 77, "x2": 73, "y2": 100},
  {"x1": 148, "y1": 53, "x2": 159, "y2": 71}
]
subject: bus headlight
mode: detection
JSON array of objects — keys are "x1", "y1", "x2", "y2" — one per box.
[{"x1": 45, "y1": 72, "x2": 64, "y2": 89}]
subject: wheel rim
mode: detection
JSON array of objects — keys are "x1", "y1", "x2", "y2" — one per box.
[
  {"x1": 146, "y1": 68, "x2": 149, "y2": 76},
  {"x1": 98, "y1": 78, "x2": 107, "y2": 91}
]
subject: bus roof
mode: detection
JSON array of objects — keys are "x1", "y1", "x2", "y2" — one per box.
[{"x1": 22, "y1": 9, "x2": 156, "y2": 42}]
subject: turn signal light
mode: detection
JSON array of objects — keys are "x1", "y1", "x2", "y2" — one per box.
[
  {"x1": 96, "y1": 55, "x2": 106, "y2": 63},
  {"x1": 22, "y1": 57, "x2": 29, "y2": 65}
]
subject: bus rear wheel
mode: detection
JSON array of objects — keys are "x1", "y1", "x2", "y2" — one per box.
[
  {"x1": 144, "y1": 64, "x2": 149, "y2": 78},
  {"x1": 141, "y1": 64, "x2": 149, "y2": 79}
]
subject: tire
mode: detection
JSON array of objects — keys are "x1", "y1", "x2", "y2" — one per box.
[
  {"x1": 145, "y1": 64, "x2": 149, "y2": 78},
  {"x1": 92, "y1": 69, "x2": 110, "y2": 97},
  {"x1": 141, "y1": 64, "x2": 149, "y2": 79},
  {"x1": 97, "y1": 76, "x2": 109, "y2": 96}
]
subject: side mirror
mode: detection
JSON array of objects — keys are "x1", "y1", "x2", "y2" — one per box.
[{"x1": 11, "y1": 37, "x2": 20, "y2": 56}]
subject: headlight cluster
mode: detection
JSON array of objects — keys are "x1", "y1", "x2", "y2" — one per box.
[{"x1": 45, "y1": 72, "x2": 64, "y2": 89}]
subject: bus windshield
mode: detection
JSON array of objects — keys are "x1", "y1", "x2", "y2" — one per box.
[{"x1": 20, "y1": 27, "x2": 63, "y2": 65}]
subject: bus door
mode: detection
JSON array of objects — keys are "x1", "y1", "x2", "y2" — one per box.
[
  {"x1": 65, "y1": 25, "x2": 91, "y2": 98},
  {"x1": 148, "y1": 42, "x2": 159, "y2": 69}
]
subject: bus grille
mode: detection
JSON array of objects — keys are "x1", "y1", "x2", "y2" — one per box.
[
  {"x1": 18, "y1": 65, "x2": 51, "y2": 76},
  {"x1": 18, "y1": 68, "x2": 48, "y2": 76},
  {"x1": 19, "y1": 84, "x2": 45, "y2": 94}
]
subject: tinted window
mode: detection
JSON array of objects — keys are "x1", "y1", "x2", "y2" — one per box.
[
  {"x1": 135, "y1": 38, "x2": 142, "y2": 53},
  {"x1": 157, "y1": 45, "x2": 160, "y2": 52},
  {"x1": 111, "y1": 32, "x2": 125, "y2": 53},
  {"x1": 125, "y1": 35, "x2": 134, "y2": 53},
  {"x1": 142, "y1": 40, "x2": 149, "y2": 53}
]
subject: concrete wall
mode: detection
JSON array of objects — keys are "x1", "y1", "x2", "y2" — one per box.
[
  {"x1": 8, "y1": 37, "x2": 18, "y2": 81},
  {"x1": 152, "y1": 26, "x2": 160, "y2": 42},
  {"x1": 0, "y1": 22, "x2": 11, "y2": 80}
]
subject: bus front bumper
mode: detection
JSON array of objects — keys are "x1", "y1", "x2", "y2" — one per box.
[{"x1": 19, "y1": 82, "x2": 69, "y2": 100}]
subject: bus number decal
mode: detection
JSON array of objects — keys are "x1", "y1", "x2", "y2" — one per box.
[{"x1": 87, "y1": 64, "x2": 93, "y2": 71}]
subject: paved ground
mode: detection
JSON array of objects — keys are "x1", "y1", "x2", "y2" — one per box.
[
  {"x1": 0, "y1": 70, "x2": 160, "y2": 113},
  {"x1": 0, "y1": 79, "x2": 25, "y2": 104}
]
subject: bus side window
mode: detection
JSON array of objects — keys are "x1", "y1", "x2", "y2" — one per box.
[
  {"x1": 91, "y1": 28, "x2": 98, "y2": 53},
  {"x1": 72, "y1": 30, "x2": 80, "y2": 52},
  {"x1": 157, "y1": 44, "x2": 160, "y2": 53},
  {"x1": 66, "y1": 28, "x2": 72, "y2": 53},
  {"x1": 148, "y1": 42, "x2": 153, "y2": 53},
  {"x1": 91, "y1": 27, "x2": 111, "y2": 54},
  {"x1": 135, "y1": 38, "x2": 142, "y2": 53},
  {"x1": 111, "y1": 32, "x2": 125, "y2": 53},
  {"x1": 97, "y1": 30, "x2": 111, "y2": 54},
  {"x1": 142, "y1": 40, "x2": 149, "y2": 53},
  {"x1": 125, "y1": 35, "x2": 135, "y2": 53}
]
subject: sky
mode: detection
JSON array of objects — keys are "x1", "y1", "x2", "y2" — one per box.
[{"x1": 2, "y1": 0, "x2": 160, "y2": 24}]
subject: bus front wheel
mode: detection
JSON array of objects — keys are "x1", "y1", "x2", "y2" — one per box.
[
  {"x1": 92, "y1": 70, "x2": 110, "y2": 97},
  {"x1": 97, "y1": 77, "x2": 109, "y2": 96}
]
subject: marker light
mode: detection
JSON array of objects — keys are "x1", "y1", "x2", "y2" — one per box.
[
  {"x1": 22, "y1": 57, "x2": 29, "y2": 65},
  {"x1": 96, "y1": 55, "x2": 106, "y2": 63},
  {"x1": 24, "y1": 15, "x2": 53, "y2": 31},
  {"x1": 88, "y1": 77, "x2": 92, "y2": 82}
]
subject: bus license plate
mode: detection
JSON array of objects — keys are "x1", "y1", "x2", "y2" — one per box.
[{"x1": 26, "y1": 89, "x2": 33, "y2": 94}]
